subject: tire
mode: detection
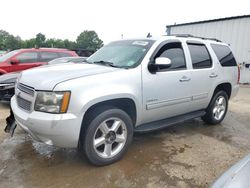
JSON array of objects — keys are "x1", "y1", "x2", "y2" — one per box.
[
  {"x1": 202, "y1": 91, "x2": 228, "y2": 125},
  {"x1": 79, "y1": 107, "x2": 133, "y2": 166}
]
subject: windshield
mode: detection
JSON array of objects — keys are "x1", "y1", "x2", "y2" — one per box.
[
  {"x1": 87, "y1": 40, "x2": 155, "y2": 68},
  {"x1": 0, "y1": 50, "x2": 19, "y2": 62}
]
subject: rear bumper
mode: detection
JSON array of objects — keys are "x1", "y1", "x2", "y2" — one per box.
[
  {"x1": 11, "y1": 96, "x2": 83, "y2": 148},
  {"x1": 231, "y1": 84, "x2": 240, "y2": 99}
]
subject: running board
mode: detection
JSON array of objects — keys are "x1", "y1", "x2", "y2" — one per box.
[{"x1": 134, "y1": 110, "x2": 206, "y2": 133}]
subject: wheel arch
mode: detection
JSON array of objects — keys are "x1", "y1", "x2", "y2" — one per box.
[
  {"x1": 82, "y1": 97, "x2": 137, "y2": 126},
  {"x1": 213, "y1": 82, "x2": 232, "y2": 99},
  {"x1": 78, "y1": 97, "x2": 138, "y2": 149}
]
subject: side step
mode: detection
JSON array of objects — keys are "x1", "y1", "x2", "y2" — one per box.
[{"x1": 134, "y1": 110, "x2": 206, "y2": 133}]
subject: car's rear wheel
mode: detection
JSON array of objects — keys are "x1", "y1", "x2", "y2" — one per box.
[
  {"x1": 202, "y1": 91, "x2": 228, "y2": 125},
  {"x1": 80, "y1": 107, "x2": 133, "y2": 166}
]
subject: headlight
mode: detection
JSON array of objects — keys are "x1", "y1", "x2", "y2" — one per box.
[{"x1": 34, "y1": 91, "x2": 71, "y2": 113}]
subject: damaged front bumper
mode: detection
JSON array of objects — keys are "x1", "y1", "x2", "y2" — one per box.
[{"x1": 11, "y1": 96, "x2": 83, "y2": 148}]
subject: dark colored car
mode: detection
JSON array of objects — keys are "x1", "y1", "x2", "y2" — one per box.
[
  {"x1": 73, "y1": 49, "x2": 95, "y2": 57},
  {"x1": 0, "y1": 72, "x2": 18, "y2": 101},
  {"x1": 0, "y1": 48, "x2": 78, "y2": 75},
  {"x1": 0, "y1": 57, "x2": 86, "y2": 102}
]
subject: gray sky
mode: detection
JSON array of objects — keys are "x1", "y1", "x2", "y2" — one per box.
[{"x1": 1, "y1": 0, "x2": 249, "y2": 44}]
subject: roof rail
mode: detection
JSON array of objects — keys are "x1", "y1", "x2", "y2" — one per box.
[{"x1": 167, "y1": 34, "x2": 222, "y2": 42}]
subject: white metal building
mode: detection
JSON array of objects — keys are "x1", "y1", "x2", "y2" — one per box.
[{"x1": 166, "y1": 15, "x2": 250, "y2": 83}]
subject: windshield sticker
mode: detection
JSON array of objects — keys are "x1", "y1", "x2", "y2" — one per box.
[{"x1": 132, "y1": 41, "x2": 149, "y2": 46}]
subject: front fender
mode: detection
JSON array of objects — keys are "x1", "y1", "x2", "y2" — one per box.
[{"x1": 79, "y1": 93, "x2": 141, "y2": 124}]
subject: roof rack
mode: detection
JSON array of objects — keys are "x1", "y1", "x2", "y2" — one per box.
[{"x1": 167, "y1": 34, "x2": 222, "y2": 42}]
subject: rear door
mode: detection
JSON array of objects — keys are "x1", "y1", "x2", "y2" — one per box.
[
  {"x1": 186, "y1": 41, "x2": 217, "y2": 111},
  {"x1": 12, "y1": 51, "x2": 39, "y2": 72}
]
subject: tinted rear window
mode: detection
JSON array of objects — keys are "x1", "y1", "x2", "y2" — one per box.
[
  {"x1": 211, "y1": 44, "x2": 237, "y2": 66},
  {"x1": 188, "y1": 43, "x2": 212, "y2": 69}
]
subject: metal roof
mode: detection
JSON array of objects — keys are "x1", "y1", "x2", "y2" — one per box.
[{"x1": 166, "y1": 15, "x2": 250, "y2": 28}]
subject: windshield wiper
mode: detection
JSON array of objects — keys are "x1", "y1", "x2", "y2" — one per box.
[{"x1": 93, "y1": 61, "x2": 120, "y2": 68}]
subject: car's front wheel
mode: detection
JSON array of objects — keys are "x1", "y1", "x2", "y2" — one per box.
[{"x1": 80, "y1": 107, "x2": 133, "y2": 166}]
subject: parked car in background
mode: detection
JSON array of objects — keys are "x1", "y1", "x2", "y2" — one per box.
[
  {"x1": 0, "y1": 57, "x2": 86, "y2": 102},
  {"x1": 211, "y1": 154, "x2": 250, "y2": 188},
  {"x1": 0, "y1": 51, "x2": 7, "y2": 56},
  {"x1": 0, "y1": 48, "x2": 78, "y2": 75},
  {"x1": 0, "y1": 72, "x2": 18, "y2": 102},
  {"x1": 11, "y1": 36, "x2": 239, "y2": 166},
  {"x1": 73, "y1": 49, "x2": 95, "y2": 57}
]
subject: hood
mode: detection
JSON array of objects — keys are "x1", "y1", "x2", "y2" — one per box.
[
  {"x1": 0, "y1": 72, "x2": 20, "y2": 83},
  {"x1": 19, "y1": 63, "x2": 121, "y2": 90}
]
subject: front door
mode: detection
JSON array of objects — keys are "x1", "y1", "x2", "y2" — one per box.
[
  {"x1": 142, "y1": 41, "x2": 192, "y2": 124},
  {"x1": 10, "y1": 51, "x2": 39, "y2": 73}
]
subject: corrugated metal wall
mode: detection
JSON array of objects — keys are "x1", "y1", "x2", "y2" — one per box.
[{"x1": 168, "y1": 17, "x2": 250, "y2": 83}]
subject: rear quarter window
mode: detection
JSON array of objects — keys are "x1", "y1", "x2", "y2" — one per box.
[{"x1": 211, "y1": 44, "x2": 237, "y2": 66}]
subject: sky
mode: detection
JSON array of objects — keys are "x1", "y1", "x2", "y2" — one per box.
[{"x1": 0, "y1": 0, "x2": 249, "y2": 44}]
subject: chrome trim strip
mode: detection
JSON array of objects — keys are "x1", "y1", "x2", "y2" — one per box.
[
  {"x1": 17, "y1": 83, "x2": 35, "y2": 96},
  {"x1": 192, "y1": 93, "x2": 208, "y2": 100},
  {"x1": 0, "y1": 83, "x2": 15, "y2": 87},
  {"x1": 146, "y1": 97, "x2": 192, "y2": 110}
]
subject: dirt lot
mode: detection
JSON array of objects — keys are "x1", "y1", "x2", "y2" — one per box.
[{"x1": 0, "y1": 86, "x2": 250, "y2": 188}]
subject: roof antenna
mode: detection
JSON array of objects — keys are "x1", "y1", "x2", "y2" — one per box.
[{"x1": 146, "y1": 33, "x2": 152, "y2": 38}]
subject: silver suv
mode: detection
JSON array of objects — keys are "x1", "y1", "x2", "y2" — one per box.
[{"x1": 11, "y1": 36, "x2": 239, "y2": 166}]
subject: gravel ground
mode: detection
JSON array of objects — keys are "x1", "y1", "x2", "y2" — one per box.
[{"x1": 0, "y1": 86, "x2": 250, "y2": 188}]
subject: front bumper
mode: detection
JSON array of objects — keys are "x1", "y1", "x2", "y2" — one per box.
[{"x1": 11, "y1": 96, "x2": 83, "y2": 148}]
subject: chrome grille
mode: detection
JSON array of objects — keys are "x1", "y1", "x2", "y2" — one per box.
[
  {"x1": 17, "y1": 83, "x2": 35, "y2": 96},
  {"x1": 17, "y1": 95, "x2": 32, "y2": 111}
]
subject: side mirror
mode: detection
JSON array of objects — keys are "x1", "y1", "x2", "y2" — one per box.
[
  {"x1": 10, "y1": 58, "x2": 20, "y2": 65},
  {"x1": 148, "y1": 57, "x2": 172, "y2": 73}
]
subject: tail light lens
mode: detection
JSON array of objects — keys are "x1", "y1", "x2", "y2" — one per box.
[{"x1": 237, "y1": 64, "x2": 240, "y2": 84}]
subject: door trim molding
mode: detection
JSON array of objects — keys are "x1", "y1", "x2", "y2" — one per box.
[{"x1": 146, "y1": 96, "x2": 192, "y2": 110}]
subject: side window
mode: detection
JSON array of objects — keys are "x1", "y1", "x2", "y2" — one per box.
[
  {"x1": 188, "y1": 43, "x2": 212, "y2": 69},
  {"x1": 40, "y1": 52, "x2": 59, "y2": 62},
  {"x1": 155, "y1": 42, "x2": 186, "y2": 70},
  {"x1": 58, "y1": 52, "x2": 73, "y2": 57},
  {"x1": 16, "y1": 52, "x2": 38, "y2": 63},
  {"x1": 211, "y1": 44, "x2": 237, "y2": 66}
]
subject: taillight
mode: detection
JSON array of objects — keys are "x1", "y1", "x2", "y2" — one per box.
[{"x1": 237, "y1": 64, "x2": 240, "y2": 84}]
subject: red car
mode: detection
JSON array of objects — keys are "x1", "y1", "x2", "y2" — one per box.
[{"x1": 0, "y1": 48, "x2": 78, "y2": 74}]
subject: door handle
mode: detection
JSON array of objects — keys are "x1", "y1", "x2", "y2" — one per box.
[
  {"x1": 209, "y1": 73, "x2": 218, "y2": 78},
  {"x1": 179, "y1": 76, "x2": 191, "y2": 82}
]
